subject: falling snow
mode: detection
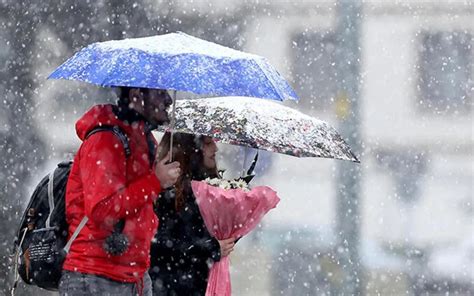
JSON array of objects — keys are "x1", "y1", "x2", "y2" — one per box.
[{"x1": 1, "y1": 1, "x2": 472, "y2": 296}]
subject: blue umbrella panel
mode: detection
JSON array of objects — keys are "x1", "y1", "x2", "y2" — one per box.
[{"x1": 48, "y1": 32, "x2": 298, "y2": 101}]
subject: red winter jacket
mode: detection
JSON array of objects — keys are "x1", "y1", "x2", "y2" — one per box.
[{"x1": 63, "y1": 104, "x2": 161, "y2": 283}]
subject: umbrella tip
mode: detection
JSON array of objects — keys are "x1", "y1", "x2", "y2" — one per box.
[{"x1": 351, "y1": 152, "x2": 361, "y2": 163}]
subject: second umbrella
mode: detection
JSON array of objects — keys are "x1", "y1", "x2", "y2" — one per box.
[{"x1": 160, "y1": 96, "x2": 359, "y2": 162}]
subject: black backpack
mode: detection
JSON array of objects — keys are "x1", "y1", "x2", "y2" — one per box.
[{"x1": 12, "y1": 126, "x2": 130, "y2": 293}]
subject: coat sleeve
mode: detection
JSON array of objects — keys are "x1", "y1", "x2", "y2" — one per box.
[
  {"x1": 187, "y1": 232, "x2": 221, "y2": 262},
  {"x1": 185, "y1": 198, "x2": 221, "y2": 262},
  {"x1": 153, "y1": 224, "x2": 221, "y2": 263},
  {"x1": 79, "y1": 132, "x2": 161, "y2": 227},
  {"x1": 151, "y1": 191, "x2": 221, "y2": 263}
]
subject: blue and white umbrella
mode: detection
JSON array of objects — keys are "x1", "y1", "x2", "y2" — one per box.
[{"x1": 48, "y1": 32, "x2": 298, "y2": 101}]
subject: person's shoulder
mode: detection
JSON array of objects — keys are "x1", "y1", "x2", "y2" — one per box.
[
  {"x1": 80, "y1": 131, "x2": 125, "y2": 158},
  {"x1": 75, "y1": 104, "x2": 124, "y2": 140}
]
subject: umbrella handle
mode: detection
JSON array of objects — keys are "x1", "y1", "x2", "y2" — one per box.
[
  {"x1": 241, "y1": 147, "x2": 248, "y2": 177},
  {"x1": 169, "y1": 90, "x2": 177, "y2": 162},
  {"x1": 241, "y1": 148, "x2": 259, "y2": 178}
]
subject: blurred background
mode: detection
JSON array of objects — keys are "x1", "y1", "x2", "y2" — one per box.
[{"x1": 0, "y1": 0, "x2": 472, "y2": 295}]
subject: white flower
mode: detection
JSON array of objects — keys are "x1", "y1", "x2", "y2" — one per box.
[
  {"x1": 206, "y1": 177, "x2": 221, "y2": 186},
  {"x1": 233, "y1": 179, "x2": 250, "y2": 191},
  {"x1": 204, "y1": 177, "x2": 250, "y2": 191},
  {"x1": 218, "y1": 180, "x2": 231, "y2": 189}
]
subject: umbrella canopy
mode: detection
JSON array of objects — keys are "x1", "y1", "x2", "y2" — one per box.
[
  {"x1": 160, "y1": 96, "x2": 359, "y2": 162},
  {"x1": 48, "y1": 32, "x2": 298, "y2": 101}
]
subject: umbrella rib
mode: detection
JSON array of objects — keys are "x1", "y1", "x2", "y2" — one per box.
[
  {"x1": 169, "y1": 90, "x2": 177, "y2": 162},
  {"x1": 253, "y1": 58, "x2": 286, "y2": 101}
]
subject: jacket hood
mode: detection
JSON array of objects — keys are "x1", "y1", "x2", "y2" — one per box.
[{"x1": 76, "y1": 104, "x2": 127, "y2": 141}]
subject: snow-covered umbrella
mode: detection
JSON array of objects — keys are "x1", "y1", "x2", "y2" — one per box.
[
  {"x1": 159, "y1": 96, "x2": 358, "y2": 294},
  {"x1": 174, "y1": 97, "x2": 359, "y2": 295},
  {"x1": 159, "y1": 96, "x2": 359, "y2": 162},
  {"x1": 48, "y1": 32, "x2": 298, "y2": 158},
  {"x1": 48, "y1": 32, "x2": 298, "y2": 101}
]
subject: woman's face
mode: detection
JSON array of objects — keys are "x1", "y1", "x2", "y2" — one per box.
[{"x1": 202, "y1": 137, "x2": 218, "y2": 169}]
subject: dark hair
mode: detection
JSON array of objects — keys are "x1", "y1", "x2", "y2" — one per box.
[
  {"x1": 158, "y1": 132, "x2": 218, "y2": 211},
  {"x1": 117, "y1": 87, "x2": 132, "y2": 106},
  {"x1": 117, "y1": 87, "x2": 170, "y2": 107}
]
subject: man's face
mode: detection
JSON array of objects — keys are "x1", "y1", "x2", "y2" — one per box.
[{"x1": 131, "y1": 88, "x2": 173, "y2": 126}]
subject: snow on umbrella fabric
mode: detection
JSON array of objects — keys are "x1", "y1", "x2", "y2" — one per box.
[
  {"x1": 191, "y1": 180, "x2": 280, "y2": 296},
  {"x1": 160, "y1": 96, "x2": 359, "y2": 162},
  {"x1": 48, "y1": 32, "x2": 298, "y2": 101}
]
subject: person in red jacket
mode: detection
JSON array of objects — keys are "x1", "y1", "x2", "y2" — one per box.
[{"x1": 59, "y1": 88, "x2": 180, "y2": 296}]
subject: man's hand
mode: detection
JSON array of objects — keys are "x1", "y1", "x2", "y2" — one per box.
[
  {"x1": 218, "y1": 237, "x2": 235, "y2": 258},
  {"x1": 155, "y1": 152, "x2": 180, "y2": 189}
]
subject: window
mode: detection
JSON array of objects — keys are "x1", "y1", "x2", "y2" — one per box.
[
  {"x1": 418, "y1": 31, "x2": 473, "y2": 114},
  {"x1": 291, "y1": 31, "x2": 338, "y2": 111}
]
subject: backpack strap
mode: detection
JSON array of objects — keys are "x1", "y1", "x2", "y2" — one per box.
[
  {"x1": 44, "y1": 126, "x2": 130, "y2": 230},
  {"x1": 11, "y1": 227, "x2": 28, "y2": 295},
  {"x1": 45, "y1": 169, "x2": 56, "y2": 229},
  {"x1": 59, "y1": 126, "x2": 131, "y2": 253},
  {"x1": 86, "y1": 125, "x2": 131, "y2": 158},
  {"x1": 64, "y1": 216, "x2": 89, "y2": 254},
  {"x1": 44, "y1": 127, "x2": 130, "y2": 251}
]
